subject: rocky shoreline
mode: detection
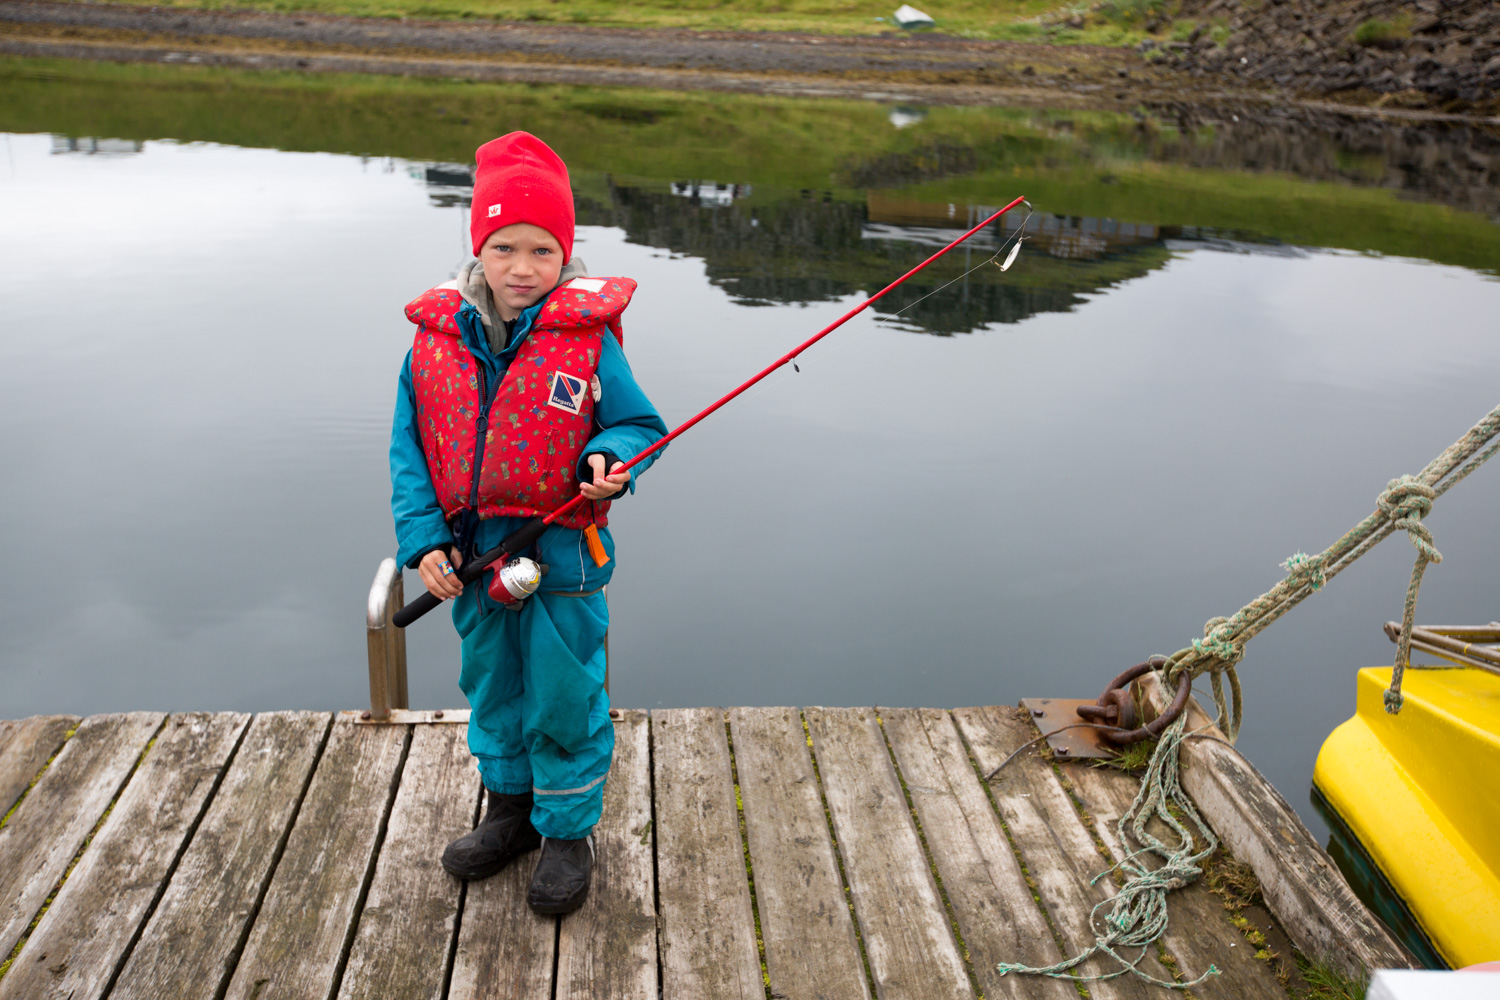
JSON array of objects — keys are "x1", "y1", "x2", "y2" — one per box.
[{"x1": 1155, "y1": 0, "x2": 1498, "y2": 114}]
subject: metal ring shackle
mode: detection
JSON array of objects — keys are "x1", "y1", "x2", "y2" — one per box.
[{"x1": 1075, "y1": 656, "x2": 1193, "y2": 746}]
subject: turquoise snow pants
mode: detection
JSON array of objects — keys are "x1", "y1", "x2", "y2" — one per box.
[{"x1": 451, "y1": 585, "x2": 613, "y2": 840}]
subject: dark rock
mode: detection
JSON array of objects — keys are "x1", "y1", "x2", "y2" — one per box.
[{"x1": 1168, "y1": 0, "x2": 1497, "y2": 110}]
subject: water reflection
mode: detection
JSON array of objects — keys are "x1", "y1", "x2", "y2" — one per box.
[
  {"x1": 50, "y1": 135, "x2": 143, "y2": 156},
  {"x1": 404, "y1": 162, "x2": 1201, "y2": 334},
  {"x1": 1138, "y1": 103, "x2": 1500, "y2": 220}
]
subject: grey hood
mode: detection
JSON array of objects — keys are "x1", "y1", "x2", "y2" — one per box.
[{"x1": 456, "y1": 256, "x2": 590, "y2": 354}]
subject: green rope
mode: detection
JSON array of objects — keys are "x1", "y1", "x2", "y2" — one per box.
[
  {"x1": 997, "y1": 715, "x2": 1221, "y2": 990},
  {"x1": 996, "y1": 403, "x2": 1500, "y2": 989},
  {"x1": 1160, "y1": 401, "x2": 1500, "y2": 731}
]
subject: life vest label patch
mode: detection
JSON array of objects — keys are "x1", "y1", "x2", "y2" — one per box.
[
  {"x1": 568, "y1": 278, "x2": 607, "y2": 294},
  {"x1": 548, "y1": 371, "x2": 588, "y2": 415}
]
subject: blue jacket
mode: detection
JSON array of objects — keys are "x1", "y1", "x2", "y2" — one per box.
[{"x1": 390, "y1": 275, "x2": 667, "y2": 592}]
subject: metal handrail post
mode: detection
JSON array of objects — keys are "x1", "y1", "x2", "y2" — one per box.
[{"x1": 366, "y1": 558, "x2": 409, "y2": 721}]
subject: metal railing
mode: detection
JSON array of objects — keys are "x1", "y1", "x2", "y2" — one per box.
[
  {"x1": 365, "y1": 557, "x2": 409, "y2": 721},
  {"x1": 364, "y1": 559, "x2": 609, "y2": 722}
]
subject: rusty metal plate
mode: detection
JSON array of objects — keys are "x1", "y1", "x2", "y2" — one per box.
[
  {"x1": 1019, "y1": 697, "x2": 1117, "y2": 760},
  {"x1": 346, "y1": 709, "x2": 471, "y2": 725}
]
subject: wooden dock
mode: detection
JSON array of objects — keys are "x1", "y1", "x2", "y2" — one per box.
[{"x1": 0, "y1": 705, "x2": 1411, "y2": 1000}]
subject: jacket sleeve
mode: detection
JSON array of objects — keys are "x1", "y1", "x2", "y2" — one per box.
[
  {"x1": 577, "y1": 332, "x2": 668, "y2": 495},
  {"x1": 391, "y1": 350, "x2": 454, "y2": 568}
]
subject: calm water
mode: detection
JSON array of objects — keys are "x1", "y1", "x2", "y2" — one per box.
[{"x1": 2, "y1": 75, "x2": 1499, "y2": 838}]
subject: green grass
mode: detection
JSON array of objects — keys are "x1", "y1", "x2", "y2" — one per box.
[
  {"x1": 1352, "y1": 16, "x2": 1410, "y2": 47},
  {"x1": 89, "y1": 0, "x2": 1090, "y2": 41},
  {"x1": 1294, "y1": 954, "x2": 1368, "y2": 1000},
  {"x1": 75, "y1": 0, "x2": 1225, "y2": 46},
  {"x1": 1089, "y1": 739, "x2": 1156, "y2": 772},
  {"x1": 1203, "y1": 852, "x2": 1263, "y2": 911}
]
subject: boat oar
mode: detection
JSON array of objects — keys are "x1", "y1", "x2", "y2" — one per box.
[{"x1": 393, "y1": 194, "x2": 1029, "y2": 628}]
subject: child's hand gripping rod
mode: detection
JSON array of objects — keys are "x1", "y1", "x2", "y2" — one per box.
[{"x1": 391, "y1": 194, "x2": 1028, "y2": 628}]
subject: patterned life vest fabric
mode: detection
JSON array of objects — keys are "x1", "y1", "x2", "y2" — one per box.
[{"x1": 406, "y1": 276, "x2": 635, "y2": 530}]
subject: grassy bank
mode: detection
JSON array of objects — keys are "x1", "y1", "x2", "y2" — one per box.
[
  {"x1": 2, "y1": 56, "x2": 1496, "y2": 273},
  {"x1": 85, "y1": 0, "x2": 1151, "y2": 45}
]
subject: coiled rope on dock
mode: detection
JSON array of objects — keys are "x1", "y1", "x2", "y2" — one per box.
[{"x1": 997, "y1": 401, "x2": 1500, "y2": 990}]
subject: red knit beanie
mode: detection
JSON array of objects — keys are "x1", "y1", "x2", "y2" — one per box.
[{"x1": 469, "y1": 132, "x2": 575, "y2": 261}]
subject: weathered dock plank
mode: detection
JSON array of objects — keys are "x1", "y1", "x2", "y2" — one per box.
[
  {"x1": 729, "y1": 706, "x2": 870, "y2": 1000},
  {"x1": 952, "y1": 705, "x2": 1165, "y2": 1000},
  {"x1": 0, "y1": 712, "x2": 249, "y2": 1000},
  {"x1": 879, "y1": 707, "x2": 1076, "y2": 1000},
  {"x1": 0, "y1": 700, "x2": 1383, "y2": 999},
  {"x1": 448, "y1": 853, "x2": 554, "y2": 1000},
  {"x1": 0, "y1": 715, "x2": 79, "y2": 818},
  {"x1": 556, "y1": 709, "x2": 658, "y2": 1000},
  {"x1": 222, "y1": 719, "x2": 409, "y2": 1000},
  {"x1": 804, "y1": 706, "x2": 972, "y2": 1000},
  {"x1": 0, "y1": 711, "x2": 164, "y2": 963},
  {"x1": 651, "y1": 708, "x2": 763, "y2": 1000},
  {"x1": 109, "y1": 711, "x2": 331, "y2": 1000},
  {"x1": 1137, "y1": 674, "x2": 1414, "y2": 976},
  {"x1": 337, "y1": 722, "x2": 476, "y2": 1000},
  {"x1": 1061, "y1": 759, "x2": 1287, "y2": 999}
]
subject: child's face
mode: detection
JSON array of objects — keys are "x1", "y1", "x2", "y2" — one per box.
[{"x1": 481, "y1": 224, "x2": 565, "y2": 320}]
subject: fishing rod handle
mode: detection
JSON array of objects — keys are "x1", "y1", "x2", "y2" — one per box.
[
  {"x1": 392, "y1": 590, "x2": 441, "y2": 628},
  {"x1": 391, "y1": 516, "x2": 554, "y2": 629}
]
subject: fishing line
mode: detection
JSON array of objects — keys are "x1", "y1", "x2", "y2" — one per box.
[
  {"x1": 888, "y1": 204, "x2": 1033, "y2": 320},
  {"x1": 786, "y1": 204, "x2": 1034, "y2": 376},
  {"x1": 685, "y1": 210, "x2": 1030, "y2": 440}
]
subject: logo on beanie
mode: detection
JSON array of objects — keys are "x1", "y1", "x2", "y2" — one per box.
[
  {"x1": 487, "y1": 203, "x2": 504, "y2": 218},
  {"x1": 547, "y1": 371, "x2": 588, "y2": 415}
]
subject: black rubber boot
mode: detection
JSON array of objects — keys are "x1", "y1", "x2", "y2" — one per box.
[
  {"x1": 441, "y1": 789, "x2": 542, "y2": 881},
  {"x1": 526, "y1": 835, "x2": 594, "y2": 914}
]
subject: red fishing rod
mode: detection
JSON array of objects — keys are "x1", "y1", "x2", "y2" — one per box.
[{"x1": 393, "y1": 194, "x2": 1028, "y2": 627}]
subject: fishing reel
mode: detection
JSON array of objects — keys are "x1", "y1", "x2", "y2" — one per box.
[{"x1": 487, "y1": 556, "x2": 543, "y2": 608}]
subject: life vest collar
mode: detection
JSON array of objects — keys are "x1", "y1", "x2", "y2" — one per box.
[{"x1": 404, "y1": 276, "x2": 637, "y2": 531}]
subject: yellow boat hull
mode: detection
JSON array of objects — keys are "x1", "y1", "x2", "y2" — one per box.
[{"x1": 1313, "y1": 666, "x2": 1500, "y2": 969}]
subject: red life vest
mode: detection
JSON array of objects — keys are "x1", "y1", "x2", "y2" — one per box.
[{"x1": 405, "y1": 276, "x2": 635, "y2": 530}]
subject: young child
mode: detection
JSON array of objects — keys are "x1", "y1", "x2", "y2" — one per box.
[{"x1": 389, "y1": 132, "x2": 666, "y2": 914}]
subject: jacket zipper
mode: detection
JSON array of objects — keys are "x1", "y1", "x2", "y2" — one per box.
[
  {"x1": 468, "y1": 363, "x2": 500, "y2": 514},
  {"x1": 466, "y1": 361, "x2": 502, "y2": 615}
]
